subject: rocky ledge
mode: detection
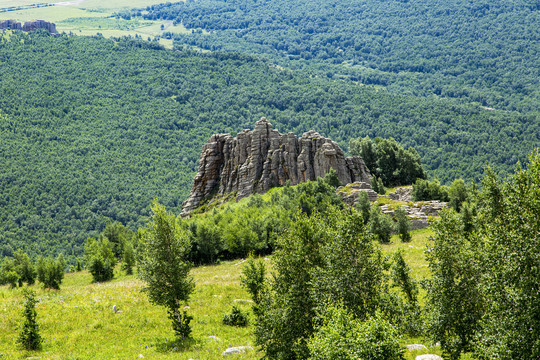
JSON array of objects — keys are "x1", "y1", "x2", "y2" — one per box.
[
  {"x1": 181, "y1": 118, "x2": 372, "y2": 216},
  {"x1": 0, "y1": 19, "x2": 57, "y2": 33}
]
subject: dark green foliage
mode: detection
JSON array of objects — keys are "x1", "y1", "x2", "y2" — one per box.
[
  {"x1": 222, "y1": 305, "x2": 249, "y2": 327},
  {"x1": 322, "y1": 168, "x2": 340, "y2": 188},
  {"x1": 356, "y1": 191, "x2": 371, "y2": 224},
  {"x1": 412, "y1": 179, "x2": 450, "y2": 202},
  {"x1": 255, "y1": 207, "x2": 385, "y2": 359},
  {"x1": 76, "y1": 258, "x2": 82, "y2": 272},
  {"x1": 308, "y1": 304, "x2": 404, "y2": 360},
  {"x1": 351, "y1": 136, "x2": 426, "y2": 186},
  {"x1": 101, "y1": 222, "x2": 134, "y2": 259},
  {"x1": 368, "y1": 206, "x2": 393, "y2": 243},
  {"x1": 448, "y1": 179, "x2": 469, "y2": 212},
  {"x1": 121, "y1": 242, "x2": 135, "y2": 275},
  {"x1": 17, "y1": 289, "x2": 42, "y2": 351},
  {"x1": 392, "y1": 251, "x2": 418, "y2": 306},
  {"x1": 137, "y1": 201, "x2": 194, "y2": 339},
  {"x1": 425, "y1": 210, "x2": 483, "y2": 360},
  {"x1": 188, "y1": 221, "x2": 223, "y2": 265},
  {"x1": 371, "y1": 176, "x2": 386, "y2": 195},
  {"x1": 240, "y1": 255, "x2": 266, "y2": 306},
  {"x1": 36, "y1": 254, "x2": 65, "y2": 290},
  {"x1": 0, "y1": 32, "x2": 536, "y2": 261},
  {"x1": 169, "y1": 309, "x2": 193, "y2": 340},
  {"x1": 394, "y1": 207, "x2": 411, "y2": 242},
  {"x1": 85, "y1": 237, "x2": 117, "y2": 282},
  {"x1": 143, "y1": 0, "x2": 539, "y2": 115},
  {"x1": 0, "y1": 250, "x2": 36, "y2": 287}
]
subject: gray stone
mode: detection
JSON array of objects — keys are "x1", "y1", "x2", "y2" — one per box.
[
  {"x1": 406, "y1": 344, "x2": 427, "y2": 351},
  {"x1": 208, "y1": 335, "x2": 221, "y2": 341},
  {"x1": 22, "y1": 20, "x2": 57, "y2": 33},
  {"x1": 415, "y1": 355, "x2": 442, "y2": 360},
  {"x1": 222, "y1": 346, "x2": 253, "y2": 356},
  {"x1": 388, "y1": 186, "x2": 413, "y2": 201},
  {"x1": 182, "y1": 118, "x2": 371, "y2": 216},
  {"x1": 0, "y1": 20, "x2": 22, "y2": 30}
]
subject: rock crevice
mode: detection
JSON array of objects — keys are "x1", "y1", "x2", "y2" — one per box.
[{"x1": 182, "y1": 118, "x2": 371, "y2": 216}]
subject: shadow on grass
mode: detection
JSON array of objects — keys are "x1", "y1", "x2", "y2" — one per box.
[{"x1": 154, "y1": 337, "x2": 201, "y2": 353}]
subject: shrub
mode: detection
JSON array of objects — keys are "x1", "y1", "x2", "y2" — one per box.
[
  {"x1": 394, "y1": 206, "x2": 411, "y2": 242},
  {"x1": 308, "y1": 303, "x2": 405, "y2": 360},
  {"x1": 36, "y1": 254, "x2": 65, "y2": 290},
  {"x1": 18, "y1": 289, "x2": 43, "y2": 351},
  {"x1": 222, "y1": 305, "x2": 249, "y2": 327},
  {"x1": 368, "y1": 206, "x2": 393, "y2": 243},
  {"x1": 85, "y1": 237, "x2": 117, "y2": 282},
  {"x1": 240, "y1": 255, "x2": 266, "y2": 306}
]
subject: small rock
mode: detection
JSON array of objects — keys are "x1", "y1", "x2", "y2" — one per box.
[
  {"x1": 233, "y1": 299, "x2": 253, "y2": 303},
  {"x1": 138, "y1": 355, "x2": 144, "y2": 359},
  {"x1": 406, "y1": 344, "x2": 427, "y2": 351},
  {"x1": 208, "y1": 336, "x2": 221, "y2": 341},
  {"x1": 222, "y1": 346, "x2": 253, "y2": 356},
  {"x1": 415, "y1": 355, "x2": 442, "y2": 360},
  {"x1": 172, "y1": 347, "x2": 178, "y2": 351}
]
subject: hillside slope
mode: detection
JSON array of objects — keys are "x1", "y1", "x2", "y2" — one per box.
[{"x1": 0, "y1": 31, "x2": 537, "y2": 259}]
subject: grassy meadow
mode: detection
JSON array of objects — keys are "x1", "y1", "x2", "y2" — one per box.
[
  {"x1": 0, "y1": 0, "x2": 190, "y2": 46},
  {"x1": 0, "y1": 228, "x2": 450, "y2": 360}
]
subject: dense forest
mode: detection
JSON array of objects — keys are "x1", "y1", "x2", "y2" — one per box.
[
  {"x1": 139, "y1": 0, "x2": 540, "y2": 114},
  {"x1": 0, "y1": 31, "x2": 537, "y2": 261}
]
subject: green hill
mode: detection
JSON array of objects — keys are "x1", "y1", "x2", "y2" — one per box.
[{"x1": 0, "y1": 31, "x2": 537, "y2": 260}]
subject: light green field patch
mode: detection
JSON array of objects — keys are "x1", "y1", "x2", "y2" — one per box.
[{"x1": 0, "y1": 4, "x2": 96, "y2": 21}]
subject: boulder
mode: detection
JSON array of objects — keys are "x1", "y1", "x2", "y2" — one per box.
[
  {"x1": 415, "y1": 355, "x2": 442, "y2": 360},
  {"x1": 406, "y1": 344, "x2": 427, "y2": 351},
  {"x1": 22, "y1": 20, "x2": 57, "y2": 33},
  {"x1": 222, "y1": 346, "x2": 253, "y2": 356},
  {"x1": 182, "y1": 118, "x2": 371, "y2": 216}
]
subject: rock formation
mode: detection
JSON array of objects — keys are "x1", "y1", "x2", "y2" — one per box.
[
  {"x1": 0, "y1": 19, "x2": 57, "y2": 33},
  {"x1": 181, "y1": 118, "x2": 372, "y2": 216},
  {"x1": 0, "y1": 20, "x2": 22, "y2": 30},
  {"x1": 22, "y1": 20, "x2": 57, "y2": 33}
]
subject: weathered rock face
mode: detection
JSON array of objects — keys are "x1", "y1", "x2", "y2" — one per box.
[
  {"x1": 181, "y1": 118, "x2": 372, "y2": 216},
  {"x1": 0, "y1": 20, "x2": 22, "y2": 30},
  {"x1": 22, "y1": 20, "x2": 57, "y2": 33}
]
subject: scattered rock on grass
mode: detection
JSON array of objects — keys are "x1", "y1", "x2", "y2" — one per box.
[
  {"x1": 208, "y1": 336, "x2": 221, "y2": 341},
  {"x1": 415, "y1": 355, "x2": 442, "y2": 360},
  {"x1": 222, "y1": 346, "x2": 253, "y2": 356},
  {"x1": 406, "y1": 344, "x2": 427, "y2": 351}
]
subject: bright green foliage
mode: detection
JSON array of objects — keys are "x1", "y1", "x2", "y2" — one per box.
[
  {"x1": 85, "y1": 237, "x2": 117, "y2": 282},
  {"x1": 474, "y1": 151, "x2": 540, "y2": 360},
  {"x1": 137, "y1": 201, "x2": 195, "y2": 339},
  {"x1": 0, "y1": 250, "x2": 36, "y2": 287},
  {"x1": 222, "y1": 305, "x2": 249, "y2": 327},
  {"x1": 240, "y1": 255, "x2": 266, "y2": 306},
  {"x1": 255, "y1": 207, "x2": 384, "y2": 359},
  {"x1": 448, "y1": 178, "x2": 469, "y2": 211},
  {"x1": 2, "y1": 269, "x2": 19, "y2": 288},
  {"x1": 412, "y1": 178, "x2": 449, "y2": 201},
  {"x1": 351, "y1": 136, "x2": 426, "y2": 186},
  {"x1": 308, "y1": 304, "x2": 404, "y2": 360},
  {"x1": 368, "y1": 206, "x2": 393, "y2": 243},
  {"x1": 322, "y1": 168, "x2": 341, "y2": 188},
  {"x1": 17, "y1": 289, "x2": 43, "y2": 351},
  {"x1": 36, "y1": 254, "x2": 65, "y2": 290},
  {"x1": 394, "y1": 206, "x2": 411, "y2": 242},
  {"x1": 425, "y1": 209, "x2": 483, "y2": 360}
]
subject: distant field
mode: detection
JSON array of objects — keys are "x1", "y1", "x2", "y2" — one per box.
[{"x1": 0, "y1": 0, "x2": 188, "y2": 45}]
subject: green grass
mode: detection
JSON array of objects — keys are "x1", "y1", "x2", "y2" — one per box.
[
  {"x1": 0, "y1": 0, "x2": 190, "y2": 46},
  {"x1": 0, "y1": 228, "x2": 472, "y2": 359}
]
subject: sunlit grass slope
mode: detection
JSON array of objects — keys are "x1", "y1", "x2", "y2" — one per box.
[{"x1": 0, "y1": 227, "x2": 455, "y2": 360}]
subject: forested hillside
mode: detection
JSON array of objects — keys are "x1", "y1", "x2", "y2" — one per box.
[
  {"x1": 0, "y1": 31, "x2": 537, "y2": 260},
  {"x1": 141, "y1": 0, "x2": 539, "y2": 113}
]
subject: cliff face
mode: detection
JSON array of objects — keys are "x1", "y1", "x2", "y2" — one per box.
[
  {"x1": 0, "y1": 19, "x2": 56, "y2": 33},
  {"x1": 181, "y1": 118, "x2": 371, "y2": 216}
]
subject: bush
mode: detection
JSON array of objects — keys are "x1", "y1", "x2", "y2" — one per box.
[
  {"x1": 36, "y1": 254, "x2": 65, "y2": 290},
  {"x1": 412, "y1": 178, "x2": 449, "y2": 201},
  {"x1": 368, "y1": 206, "x2": 393, "y2": 243},
  {"x1": 18, "y1": 289, "x2": 43, "y2": 351},
  {"x1": 240, "y1": 255, "x2": 266, "y2": 306},
  {"x1": 394, "y1": 206, "x2": 411, "y2": 242},
  {"x1": 222, "y1": 305, "x2": 249, "y2": 327},
  {"x1": 308, "y1": 304, "x2": 405, "y2": 360},
  {"x1": 85, "y1": 237, "x2": 117, "y2": 282}
]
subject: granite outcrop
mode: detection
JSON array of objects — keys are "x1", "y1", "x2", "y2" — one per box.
[
  {"x1": 1, "y1": 19, "x2": 57, "y2": 33},
  {"x1": 181, "y1": 118, "x2": 372, "y2": 216}
]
